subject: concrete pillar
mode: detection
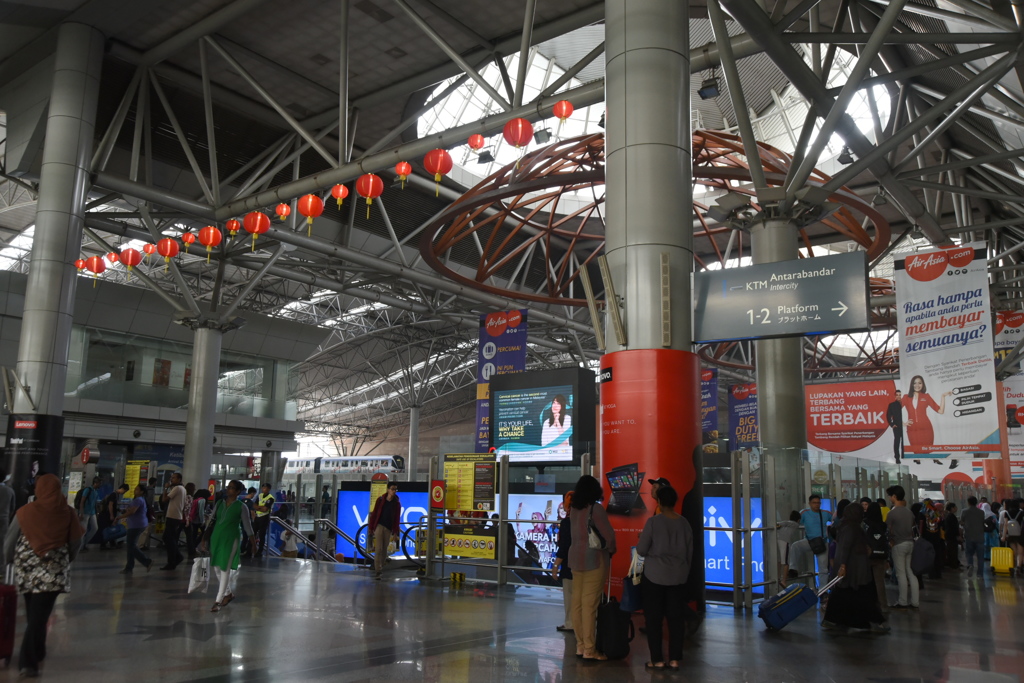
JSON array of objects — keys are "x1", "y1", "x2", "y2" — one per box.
[
  {"x1": 751, "y1": 218, "x2": 807, "y2": 519},
  {"x1": 407, "y1": 404, "x2": 419, "y2": 482},
  {"x1": 5, "y1": 23, "x2": 103, "y2": 504},
  {"x1": 602, "y1": 0, "x2": 704, "y2": 609},
  {"x1": 181, "y1": 325, "x2": 223, "y2": 487}
]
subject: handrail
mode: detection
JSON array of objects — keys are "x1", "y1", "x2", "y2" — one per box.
[
  {"x1": 314, "y1": 518, "x2": 372, "y2": 561},
  {"x1": 271, "y1": 516, "x2": 337, "y2": 562}
]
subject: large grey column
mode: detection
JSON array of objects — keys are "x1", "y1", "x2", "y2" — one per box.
[
  {"x1": 604, "y1": 0, "x2": 692, "y2": 349},
  {"x1": 752, "y1": 218, "x2": 807, "y2": 518},
  {"x1": 6, "y1": 23, "x2": 104, "y2": 503},
  {"x1": 407, "y1": 404, "x2": 419, "y2": 482},
  {"x1": 181, "y1": 325, "x2": 223, "y2": 487}
]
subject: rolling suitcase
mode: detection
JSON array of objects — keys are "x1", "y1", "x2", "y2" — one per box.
[
  {"x1": 759, "y1": 575, "x2": 841, "y2": 631},
  {"x1": 990, "y1": 546, "x2": 1015, "y2": 576},
  {"x1": 596, "y1": 595, "x2": 634, "y2": 659}
]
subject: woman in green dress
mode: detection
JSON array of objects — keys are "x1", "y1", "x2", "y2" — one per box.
[{"x1": 200, "y1": 480, "x2": 253, "y2": 612}]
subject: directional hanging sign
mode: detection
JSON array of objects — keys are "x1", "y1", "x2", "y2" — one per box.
[{"x1": 693, "y1": 251, "x2": 871, "y2": 343}]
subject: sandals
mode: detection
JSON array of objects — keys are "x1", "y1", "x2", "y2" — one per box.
[
  {"x1": 221, "y1": 592, "x2": 235, "y2": 606},
  {"x1": 668, "y1": 661, "x2": 680, "y2": 671},
  {"x1": 210, "y1": 602, "x2": 221, "y2": 613},
  {"x1": 645, "y1": 662, "x2": 665, "y2": 670}
]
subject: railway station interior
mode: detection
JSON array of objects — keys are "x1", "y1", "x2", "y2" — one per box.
[{"x1": 1, "y1": 0, "x2": 1024, "y2": 680}]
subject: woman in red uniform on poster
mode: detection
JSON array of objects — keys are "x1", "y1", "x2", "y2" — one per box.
[{"x1": 901, "y1": 375, "x2": 951, "y2": 447}]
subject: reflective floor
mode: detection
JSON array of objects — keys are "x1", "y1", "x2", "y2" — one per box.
[{"x1": 1, "y1": 550, "x2": 1022, "y2": 682}]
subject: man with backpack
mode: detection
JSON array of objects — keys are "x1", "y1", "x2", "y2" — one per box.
[{"x1": 960, "y1": 497, "x2": 986, "y2": 577}]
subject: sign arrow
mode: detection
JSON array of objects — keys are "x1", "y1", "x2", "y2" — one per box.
[{"x1": 832, "y1": 301, "x2": 848, "y2": 316}]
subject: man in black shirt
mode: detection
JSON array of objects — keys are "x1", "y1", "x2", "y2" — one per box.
[{"x1": 886, "y1": 391, "x2": 904, "y2": 464}]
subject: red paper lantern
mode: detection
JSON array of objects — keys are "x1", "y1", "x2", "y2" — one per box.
[
  {"x1": 468, "y1": 134, "x2": 485, "y2": 150},
  {"x1": 198, "y1": 226, "x2": 222, "y2": 263},
  {"x1": 395, "y1": 161, "x2": 412, "y2": 190},
  {"x1": 156, "y1": 238, "x2": 179, "y2": 270},
  {"x1": 503, "y1": 118, "x2": 533, "y2": 148},
  {"x1": 120, "y1": 248, "x2": 142, "y2": 280},
  {"x1": 423, "y1": 149, "x2": 453, "y2": 196},
  {"x1": 226, "y1": 218, "x2": 241, "y2": 236},
  {"x1": 106, "y1": 251, "x2": 120, "y2": 264},
  {"x1": 275, "y1": 203, "x2": 291, "y2": 221},
  {"x1": 331, "y1": 184, "x2": 349, "y2": 208},
  {"x1": 356, "y1": 173, "x2": 384, "y2": 219},
  {"x1": 85, "y1": 255, "x2": 105, "y2": 286},
  {"x1": 243, "y1": 211, "x2": 270, "y2": 251},
  {"x1": 181, "y1": 232, "x2": 196, "y2": 253},
  {"x1": 74, "y1": 259, "x2": 86, "y2": 271},
  {"x1": 297, "y1": 194, "x2": 324, "y2": 236},
  {"x1": 142, "y1": 243, "x2": 156, "y2": 263},
  {"x1": 552, "y1": 100, "x2": 574, "y2": 121}
]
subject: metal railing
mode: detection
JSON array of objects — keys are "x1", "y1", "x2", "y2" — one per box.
[{"x1": 270, "y1": 516, "x2": 337, "y2": 562}]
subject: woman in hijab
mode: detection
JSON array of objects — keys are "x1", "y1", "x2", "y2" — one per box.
[
  {"x1": 982, "y1": 502, "x2": 999, "y2": 561},
  {"x1": 3, "y1": 473, "x2": 84, "y2": 677},
  {"x1": 821, "y1": 503, "x2": 889, "y2": 634}
]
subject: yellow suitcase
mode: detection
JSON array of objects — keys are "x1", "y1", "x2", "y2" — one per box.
[{"x1": 991, "y1": 546, "x2": 1015, "y2": 576}]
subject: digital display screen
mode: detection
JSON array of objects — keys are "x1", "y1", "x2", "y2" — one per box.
[{"x1": 492, "y1": 384, "x2": 575, "y2": 463}]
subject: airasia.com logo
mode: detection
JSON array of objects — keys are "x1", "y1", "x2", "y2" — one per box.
[
  {"x1": 701, "y1": 370, "x2": 714, "y2": 382},
  {"x1": 904, "y1": 251, "x2": 947, "y2": 282},
  {"x1": 13, "y1": 420, "x2": 37, "y2": 429},
  {"x1": 996, "y1": 310, "x2": 1024, "y2": 335},
  {"x1": 731, "y1": 384, "x2": 751, "y2": 400},
  {"x1": 484, "y1": 310, "x2": 523, "y2": 337},
  {"x1": 946, "y1": 247, "x2": 974, "y2": 267}
]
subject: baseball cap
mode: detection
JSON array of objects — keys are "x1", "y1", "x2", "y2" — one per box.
[{"x1": 648, "y1": 477, "x2": 671, "y2": 487}]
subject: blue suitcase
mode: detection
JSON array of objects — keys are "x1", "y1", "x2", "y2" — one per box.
[
  {"x1": 759, "y1": 576, "x2": 841, "y2": 631},
  {"x1": 101, "y1": 524, "x2": 127, "y2": 544}
]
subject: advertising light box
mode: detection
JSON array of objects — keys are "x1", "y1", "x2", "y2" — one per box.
[{"x1": 704, "y1": 496, "x2": 764, "y2": 594}]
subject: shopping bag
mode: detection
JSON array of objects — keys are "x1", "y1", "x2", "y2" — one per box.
[{"x1": 188, "y1": 557, "x2": 210, "y2": 594}]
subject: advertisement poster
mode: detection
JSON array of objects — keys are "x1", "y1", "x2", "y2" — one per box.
[
  {"x1": 491, "y1": 385, "x2": 574, "y2": 462},
  {"x1": 335, "y1": 490, "x2": 429, "y2": 558},
  {"x1": 894, "y1": 244, "x2": 1000, "y2": 454},
  {"x1": 475, "y1": 310, "x2": 528, "y2": 452},
  {"x1": 701, "y1": 369, "x2": 719, "y2": 454},
  {"x1": 806, "y1": 379, "x2": 899, "y2": 462},
  {"x1": 1002, "y1": 376, "x2": 1024, "y2": 474},
  {"x1": 443, "y1": 525, "x2": 497, "y2": 559},
  {"x1": 704, "y1": 496, "x2": 764, "y2": 592},
  {"x1": 728, "y1": 383, "x2": 759, "y2": 448},
  {"x1": 994, "y1": 310, "x2": 1024, "y2": 368}
]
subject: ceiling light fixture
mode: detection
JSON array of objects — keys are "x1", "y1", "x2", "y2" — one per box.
[
  {"x1": 477, "y1": 151, "x2": 495, "y2": 164},
  {"x1": 533, "y1": 129, "x2": 552, "y2": 144},
  {"x1": 837, "y1": 146, "x2": 854, "y2": 164},
  {"x1": 698, "y1": 76, "x2": 720, "y2": 100}
]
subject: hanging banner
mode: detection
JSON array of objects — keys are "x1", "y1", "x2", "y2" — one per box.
[
  {"x1": 728, "y1": 383, "x2": 759, "y2": 448},
  {"x1": 806, "y1": 379, "x2": 899, "y2": 462},
  {"x1": 994, "y1": 309, "x2": 1024, "y2": 368},
  {"x1": 894, "y1": 243, "x2": 1000, "y2": 454},
  {"x1": 475, "y1": 310, "x2": 528, "y2": 452},
  {"x1": 1002, "y1": 376, "x2": 1024, "y2": 472},
  {"x1": 700, "y1": 369, "x2": 719, "y2": 454}
]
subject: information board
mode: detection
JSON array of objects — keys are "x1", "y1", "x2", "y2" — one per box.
[
  {"x1": 443, "y1": 453, "x2": 496, "y2": 511},
  {"x1": 693, "y1": 251, "x2": 870, "y2": 342}
]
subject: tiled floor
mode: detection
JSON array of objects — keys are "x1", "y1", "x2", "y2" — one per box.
[{"x1": 1, "y1": 550, "x2": 1022, "y2": 682}]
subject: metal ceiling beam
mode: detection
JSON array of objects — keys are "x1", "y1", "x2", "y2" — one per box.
[
  {"x1": 139, "y1": 0, "x2": 275, "y2": 66},
  {"x1": 214, "y1": 79, "x2": 604, "y2": 219},
  {"x1": 91, "y1": 172, "x2": 217, "y2": 220},
  {"x1": 717, "y1": 0, "x2": 951, "y2": 245},
  {"x1": 514, "y1": 0, "x2": 539, "y2": 107},
  {"x1": 783, "y1": 32, "x2": 1020, "y2": 43}
]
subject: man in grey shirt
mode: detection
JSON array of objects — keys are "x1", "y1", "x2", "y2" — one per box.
[
  {"x1": 960, "y1": 496, "x2": 986, "y2": 577},
  {"x1": 886, "y1": 485, "x2": 918, "y2": 608}
]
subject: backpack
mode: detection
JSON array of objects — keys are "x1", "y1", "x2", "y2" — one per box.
[
  {"x1": 1008, "y1": 512, "x2": 1023, "y2": 537},
  {"x1": 73, "y1": 488, "x2": 84, "y2": 511},
  {"x1": 984, "y1": 516, "x2": 997, "y2": 533},
  {"x1": 867, "y1": 526, "x2": 888, "y2": 558}
]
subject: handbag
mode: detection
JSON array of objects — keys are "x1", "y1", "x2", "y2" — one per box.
[
  {"x1": 188, "y1": 556, "x2": 210, "y2": 594},
  {"x1": 587, "y1": 505, "x2": 606, "y2": 549},
  {"x1": 620, "y1": 574, "x2": 643, "y2": 612},
  {"x1": 627, "y1": 547, "x2": 644, "y2": 586},
  {"x1": 807, "y1": 510, "x2": 827, "y2": 555}
]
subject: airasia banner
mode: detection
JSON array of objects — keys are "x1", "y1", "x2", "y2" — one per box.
[
  {"x1": 994, "y1": 310, "x2": 1024, "y2": 367},
  {"x1": 728, "y1": 383, "x2": 759, "y2": 448},
  {"x1": 894, "y1": 244, "x2": 1000, "y2": 454},
  {"x1": 807, "y1": 380, "x2": 899, "y2": 460},
  {"x1": 475, "y1": 310, "x2": 528, "y2": 452},
  {"x1": 1003, "y1": 375, "x2": 1024, "y2": 466},
  {"x1": 700, "y1": 369, "x2": 719, "y2": 453}
]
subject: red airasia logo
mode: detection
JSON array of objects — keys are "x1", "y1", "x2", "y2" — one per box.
[
  {"x1": 484, "y1": 312, "x2": 508, "y2": 337},
  {"x1": 13, "y1": 420, "x2": 37, "y2": 429},
  {"x1": 80, "y1": 447, "x2": 90, "y2": 465},
  {"x1": 701, "y1": 370, "x2": 714, "y2": 382},
  {"x1": 946, "y1": 246, "x2": 974, "y2": 268},
  {"x1": 506, "y1": 310, "x2": 522, "y2": 328},
  {"x1": 904, "y1": 251, "x2": 948, "y2": 282},
  {"x1": 731, "y1": 384, "x2": 751, "y2": 400}
]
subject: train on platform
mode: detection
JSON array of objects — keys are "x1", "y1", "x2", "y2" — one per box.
[{"x1": 281, "y1": 455, "x2": 406, "y2": 501}]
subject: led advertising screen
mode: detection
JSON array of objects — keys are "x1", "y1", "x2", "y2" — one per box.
[
  {"x1": 492, "y1": 384, "x2": 575, "y2": 463},
  {"x1": 489, "y1": 367, "x2": 596, "y2": 466},
  {"x1": 335, "y1": 490, "x2": 429, "y2": 559}
]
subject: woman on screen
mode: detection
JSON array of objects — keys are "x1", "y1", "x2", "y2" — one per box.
[
  {"x1": 541, "y1": 394, "x2": 572, "y2": 447},
  {"x1": 901, "y1": 375, "x2": 951, "y2": 447}
]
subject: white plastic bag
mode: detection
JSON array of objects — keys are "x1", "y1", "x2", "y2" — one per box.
[
  {"x1": 188, "y1": 557, "x2": 210, "y2": 594},
  {"x1": 628, "y1": 548, "x2": 644, "y2": 586}
]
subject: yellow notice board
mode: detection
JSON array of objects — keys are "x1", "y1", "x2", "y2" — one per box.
[
  {"x1": 124, "y1": 460, "x2": 147, "y2": 497},
  {"x1": 443, "y1": 524, "x2": 497, "y2": 559},
  {"x1": 443, "y1": 453, "x2": 496, "y2": 511},
  {"x1": 369, "y1": 473, "x2": 389, "y2": 512}
]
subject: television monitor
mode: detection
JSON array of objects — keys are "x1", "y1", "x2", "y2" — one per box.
[{"x1": 489, "y1": 367, "x2": 596, "y2": 466}]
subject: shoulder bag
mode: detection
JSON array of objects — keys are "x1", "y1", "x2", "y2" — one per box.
[
  {"x1": 807, "y1": 510, "x2": 827, "y2": 555},
  {"x1": 587, "y1": 505, "x2": 606, "y2": 549}
]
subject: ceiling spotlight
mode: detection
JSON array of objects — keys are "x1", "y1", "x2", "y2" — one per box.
[
  {"x1": 871, "y1": 189, "x2": 887, "y2": 206},
  {"x1": 597, "y1": 113, "x2": 605, "y2": 129},
  {"x1": 837, "y1": 146, "x2": 854, "y2": 164},
  {"x1": 477, "y1": 150, "x2": 495, "y2": 164},
  {"x1": 698, "y1": 76, "x2": 720, "y2": 100},
  {"x1": 533, "y1": 129, "x2": 552, "y2": 144}
]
